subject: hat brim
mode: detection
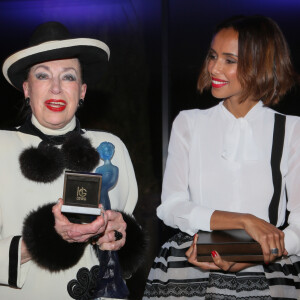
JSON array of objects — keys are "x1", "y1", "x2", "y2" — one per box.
[{"x1": 2, "y1": 38, "x2": 110, "y2": 91}]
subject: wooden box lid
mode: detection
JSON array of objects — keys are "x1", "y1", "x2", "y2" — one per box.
[{"x1": 196, "y1": 229, "x2": 263, "y2": 262}]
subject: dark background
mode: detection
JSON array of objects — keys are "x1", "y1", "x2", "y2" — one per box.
[{"x1": 1, "y1": 0, "x2": 300, "y2": 298}]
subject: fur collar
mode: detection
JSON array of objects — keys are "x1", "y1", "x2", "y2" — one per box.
[{"x1": 18, "y1": 117, "x2": 99, "y2": 183}]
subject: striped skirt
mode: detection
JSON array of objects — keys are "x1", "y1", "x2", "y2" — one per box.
[{"x1": 143, "y1": 232, "x2": 300, "y2": 300}]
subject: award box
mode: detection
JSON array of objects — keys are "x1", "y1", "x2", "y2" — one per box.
[
  {"x1": 197, "y1": 229, "x2": 263, "y2": 262},
  {"x1": 61, "y1": 171, "x2": 102, "y2": 223}
]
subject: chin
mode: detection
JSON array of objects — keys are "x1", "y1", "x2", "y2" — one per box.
[{"x1": 211, "y1": 91, "x2": 225, "y2": 99}]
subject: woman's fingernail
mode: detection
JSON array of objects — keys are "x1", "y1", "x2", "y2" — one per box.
[
  {"x1": 211, "y1": 251, "x2": 217, "y2": 258},
  {"x1": 193, "y1": 234, "x2": 197, "y2": 243}
]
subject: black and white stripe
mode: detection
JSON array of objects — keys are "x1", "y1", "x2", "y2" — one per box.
[{"x1": 8, "y1": 236, "x2": 21, "y2": 288}]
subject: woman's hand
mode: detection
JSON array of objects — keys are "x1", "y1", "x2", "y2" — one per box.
[
  {"x1": 210, "y1": 211, "x2": 288, "y2": 265},
  {"x1": 94, "y1": 210, "x2": 127, "y2": 251},
  {"x1": 21, "y1": 239, "x2": 32, "y2": 264},
  {"x1": 186, "y1": 234, "x2": 254, "y2": 272},
  {"x1": 52, "y1": 199, "x2": 107, "y2": 243},
  {"x1": 243, "y1": 214, "x2": 288, "y2": 264}
]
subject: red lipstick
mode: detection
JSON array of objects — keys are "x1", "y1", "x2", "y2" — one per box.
[
  {"x1": 211, "y1": 77, "x2": 228, "y2": 88},
  {"x1": 45, "y1": 99, "x2": 66, "y2": 112}
]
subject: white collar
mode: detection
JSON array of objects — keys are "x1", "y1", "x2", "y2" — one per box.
[
  {"x1": 220, "y1": 101, "x2": 263, "y2": 162},
  {"x1": 31, "y1": 115, "x2": 76, "y2": 136}
]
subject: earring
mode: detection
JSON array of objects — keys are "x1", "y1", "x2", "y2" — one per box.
[
  {"x1": 78, "y1": 99, "x2": 84, "y2": 108},
  {"x1": 25, "y1": 97, "x2": 30, "y2": 106}
]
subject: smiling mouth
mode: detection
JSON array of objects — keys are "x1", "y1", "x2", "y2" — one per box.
[
  {"x1": 211, "y1": 77, "x2": 228, "y2": 88},
  {"x1": 45, "y1": 99, "x2": 67, "y2": 112}
]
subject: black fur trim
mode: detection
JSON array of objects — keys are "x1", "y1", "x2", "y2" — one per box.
[
  {"x1": 62, "y1": 133, "x2": 100, "y2": 172},
  {"x1": 118, "y1": 212, "x2": 147, "y2": 279},
  {"x1": 22, "y1": 202, "x2": 87, "y2": 272},
  {"x1": 19, "y1": 144, "x2": 64, "y2": 183}
]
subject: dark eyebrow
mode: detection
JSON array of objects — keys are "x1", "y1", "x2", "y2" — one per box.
[
  {"x1": 209, "y1": 48, "x2": 238, "y2": 58},
  {"x1": 32, "y1": 65, "x2": 49, "y2": 72},
  {"x1": 62, "y1": 67, "x2": 77, "y2": 73},
  {"x1": 32, "y1": 65, "x2": 78, "y2": 73},
  {"x1": 223, "y1": 52, "x2": 238, "y2": 58}
]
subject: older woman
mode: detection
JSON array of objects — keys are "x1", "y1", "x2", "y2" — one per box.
[
  {"x1": 144, "y1": 16, "x2": 300, "y2": 299},
  {"x1": 0, "y1": 21, "x2": 145, "y2": 299}
]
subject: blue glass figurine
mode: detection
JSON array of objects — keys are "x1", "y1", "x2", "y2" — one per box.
[
  {"x1": 93, "y1": 142, "x2": 129, "y2": 299},
  {"x1": 95, "y1": 142, "x2": 119, "y2": 211}
]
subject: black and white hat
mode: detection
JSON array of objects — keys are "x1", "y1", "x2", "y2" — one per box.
[{"x1": 2, "y1": 21, "x2": 110, "y2": 91}]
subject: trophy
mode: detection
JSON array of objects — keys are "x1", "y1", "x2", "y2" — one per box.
[{"x1": 92, "y1": 141, "x2": 129, "y2": 299}]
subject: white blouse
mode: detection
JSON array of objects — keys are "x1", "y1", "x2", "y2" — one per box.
[{"x1": 157, "y1": 101, "x2": 300, "y2": 256}]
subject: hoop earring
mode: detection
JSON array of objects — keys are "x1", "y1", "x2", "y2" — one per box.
[
  {"x1": 25, "y1": 97, "x2": 30, "y2": 107},
  {"x1": 78, "y1": 99, "x2": 84, "y2": 108}
]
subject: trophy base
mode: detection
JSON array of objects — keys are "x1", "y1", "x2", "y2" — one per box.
[
  {"x1": 61, "y1": 205, "x2": 101, "y2": 215},
  {"x1": 61, "y1": 205, "x2": 101, "y2": 224}
]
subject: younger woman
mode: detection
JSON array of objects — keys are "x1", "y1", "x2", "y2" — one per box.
[{"x1": 144, "y1": 15, "x2": 300, "y2": 299}]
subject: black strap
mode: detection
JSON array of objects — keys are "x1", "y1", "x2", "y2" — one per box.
[
  {"x1": 268, "y1": 114, "x2": 286, "y2": 226},
  {"x1": 8, "y1": 235, "x2": 22, "y2": 287}
]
